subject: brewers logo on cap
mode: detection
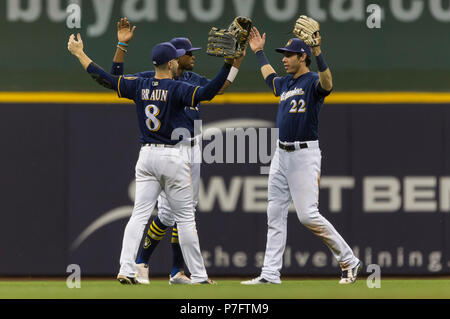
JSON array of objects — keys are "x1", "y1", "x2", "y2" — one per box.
[{"x1": 286, "y1": 39, "x2": 293, "y2": 46}]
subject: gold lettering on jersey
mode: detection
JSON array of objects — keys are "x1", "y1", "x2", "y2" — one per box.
[
  {"x1": 147, "y1": 89, "x2": 168, "y2": 102},
  {"x1": 280, "y1": 88, "x2": 305, "y2": 102}
]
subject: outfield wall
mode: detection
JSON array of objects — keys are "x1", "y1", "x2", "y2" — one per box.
[
  {"x1": 0, "y1": 99, "x2": 449, "y2": 276},
  {"x1": 2, "y1": 0, "x2": 450, "y2": 91}
]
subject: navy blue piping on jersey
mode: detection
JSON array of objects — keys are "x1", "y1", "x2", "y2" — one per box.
[{"x1": 265, "y1": 73, "x2": 278, "y2": 95}]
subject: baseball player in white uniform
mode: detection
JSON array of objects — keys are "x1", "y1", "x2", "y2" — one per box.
[{"x1": 241, "y1": 24, "x2": 361, "y2": 285}]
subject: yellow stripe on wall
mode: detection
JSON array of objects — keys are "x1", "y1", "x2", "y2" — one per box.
[
  {"x1": 327, "y1": 92, "x2": 450, "y2": 104},
  {"x1": 1, "y1": 92, "x2": 450, "y2": 104},
  {"x1": 0, "y1": 92, "x2": 131, "y2": 104}
]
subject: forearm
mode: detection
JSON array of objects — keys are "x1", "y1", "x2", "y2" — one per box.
[
  {"x1": 217, "y1": 58, "x2": 243, "y2": 95},
  {"x1": 254, "y1": 50, "x2": 279, "y2": 94},
  {"x1": 74, "y1": 51, "x2": 93, "y2": 71},
  {"x1": 195, "y1": 63, "x2": 232, "y2": 103},
  {"x1": 313, "y1": 49, "x2": 333, "y2": 91},
  {"x1": 318, "y1": 68, "x2": 333, "y2": 91},
  {"x1": 113, "y1": 47, "x2": 126, "y2": 63},
  {"x1": 261, "y1": 64, "x2": 277, "y2": 79},
  {"x1": 111, "y1": 44, "x2": 128, "y2": 75},
  {"x1": 217, "y1": 80, "x2": 230, "y2": 95},
  {"x1": 255, "y1": 50, "x2": 276, "y2": 80}
]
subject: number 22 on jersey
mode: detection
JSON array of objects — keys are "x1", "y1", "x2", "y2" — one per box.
[
  {"x1": 145, "y1": 104, "x2": 161, "y2": 132},
  {"x1": 289, "y1": 99, "x2": 306, "y2": 113}
]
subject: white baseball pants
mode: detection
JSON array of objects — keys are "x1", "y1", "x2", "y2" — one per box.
[
  {"x1": 261, "y1": 140, "x2": 359, "y2": 283},
  {"x1": 118, "y1": 144, "x2": 208, "y2": 283},
  {"x1": 158, "y1": 138, "x2": 201, "y2": 227}
]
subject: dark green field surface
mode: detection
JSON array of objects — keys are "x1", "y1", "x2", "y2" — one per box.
[{"x1": 0, "y1": 278, "x2": 448, "y2": 299}]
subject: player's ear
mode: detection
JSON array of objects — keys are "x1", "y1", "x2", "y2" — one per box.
[{"x1": 298, "y1": 53, "x2": 306, "y2": 62}]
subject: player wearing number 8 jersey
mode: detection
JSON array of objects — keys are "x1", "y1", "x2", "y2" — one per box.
[
  {"x1": 241, "y1": 27, "x2": 361, "y2": 285},
  {"x1": 67, "y1": 33, "x2": 231, "y2": 284},
  {"x1": 111, "y1": 18, "x2": 245, "y2": 284}
]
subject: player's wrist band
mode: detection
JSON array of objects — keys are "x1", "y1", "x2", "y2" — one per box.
[
  {"x1": 118, "y1": 41, "x2": 129, "y2": 47},
  {"x1": 227, "y1": 66, "x2": 239, "y2": 83},
  {"x1": 117, "y1": 45, "x2": 127, "y2": 53},
  {"x1": 256, "y1": 50, "x2": 270, "y2": 67},
  {"x1": 316, "y1": 53, "x2": 328, "y2": 72}
]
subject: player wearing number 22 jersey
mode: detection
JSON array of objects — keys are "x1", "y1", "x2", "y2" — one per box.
[
  {"x1": 241, "y1": 28, "x2": 361, "y2": 285},
  {"x1": 274, "y1": 72, "x2": 324, "y2": 142}
]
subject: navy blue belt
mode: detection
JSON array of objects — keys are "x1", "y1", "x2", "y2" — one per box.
[{"x1": 279, "y1": 142, "x2": 308, "y2": 152}]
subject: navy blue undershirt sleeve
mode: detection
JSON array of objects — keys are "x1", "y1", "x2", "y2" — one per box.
[
  {"x1": 315, "y1": 80, "x2": 332, "y2": 98},
  {"x1": 87, "y1": 62, "x2": 138, "y2": 99},
  {"x1": 110, "y1": 62, "x2": 124, "y2": 76},
  {"x1": 87, "y1": 62, "x2": 119, "y2": 91},
  {"x1": 265, "y1": 73, "x2": 278, "y2": 94}
]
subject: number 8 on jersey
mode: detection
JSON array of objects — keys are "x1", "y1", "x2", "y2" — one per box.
[{"x1": 145, "y1": 104, "x2": 161, "y2": 132}]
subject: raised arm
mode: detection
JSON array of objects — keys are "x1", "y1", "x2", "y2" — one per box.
[
  {"x1": 68, "y1": 33, "x2": 120, "y2": 91},
  {"x1": 217, "y1": 49, "x2": 247, "y2": 95},
  {"x1": 249, "y1": 27, "x2": 277, "y2": 80},
  {"x1": 193, "y1": 62, "x2": 232, "y2": 104},
  {"x1": 67, "y1": 33, "x2": 93, "y2": 70},
  {"x1": 293, "y1": 15, "x2": 333, "y2": 92},
  {"x1": 111, "y1": 17, "x2": 136, "y2": 75},
  {"x1": 311, "y1": 35, "x2": 333, "y2": 91},
  {"x1": 248, "y1": 27, "x2": 281, "y2": 95}
]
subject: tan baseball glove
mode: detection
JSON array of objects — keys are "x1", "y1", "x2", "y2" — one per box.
[
  {"x1": 206, "y1": 16, "x2": 252, "y2": 59},
  {"x1": 293, "y1": 15, "x2": 321, "y2": 47}
]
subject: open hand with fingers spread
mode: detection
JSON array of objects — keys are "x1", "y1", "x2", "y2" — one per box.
[
  {"x1": 67, "y1": 33, "x2": 84, "y2": 57},
  {"x1": 249, "y1": 27, "x2": 266, "y2": 53},
  {"x1": 117, "y1": 17, "x2": 136, "y2": 44}
]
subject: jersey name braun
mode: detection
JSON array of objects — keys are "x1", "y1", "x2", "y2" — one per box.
[
  {"x1": 273, "y1": 72, "x2": 331, "y2": 142},
  {"x1": 142, "y1": 88, "x2": 168, "y2": 101}
]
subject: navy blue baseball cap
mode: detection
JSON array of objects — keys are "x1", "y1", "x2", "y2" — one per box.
[
  {"x1": 170, "y1": 37, "x2": 201, "y2": 53},
  {"x1": 151, "y1": 42, "x2": 186, "y2": 66},
  {"x1": 275, "y1": 38, "x2": 311, "y2": 56}
]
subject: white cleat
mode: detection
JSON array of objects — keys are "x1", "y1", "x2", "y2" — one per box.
[
  {"x1": 241, "y1": 276, "x2": 279, "y2": 285},
  {"x1": 136, "y1": 263, "x2": 150, "y2": 285},
  {"x1": 339, "y1": 261, "x2": 362, "y2": 284},
  {"x1": 169, "y1": 271, "x2": 192, "y2": 285}
]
